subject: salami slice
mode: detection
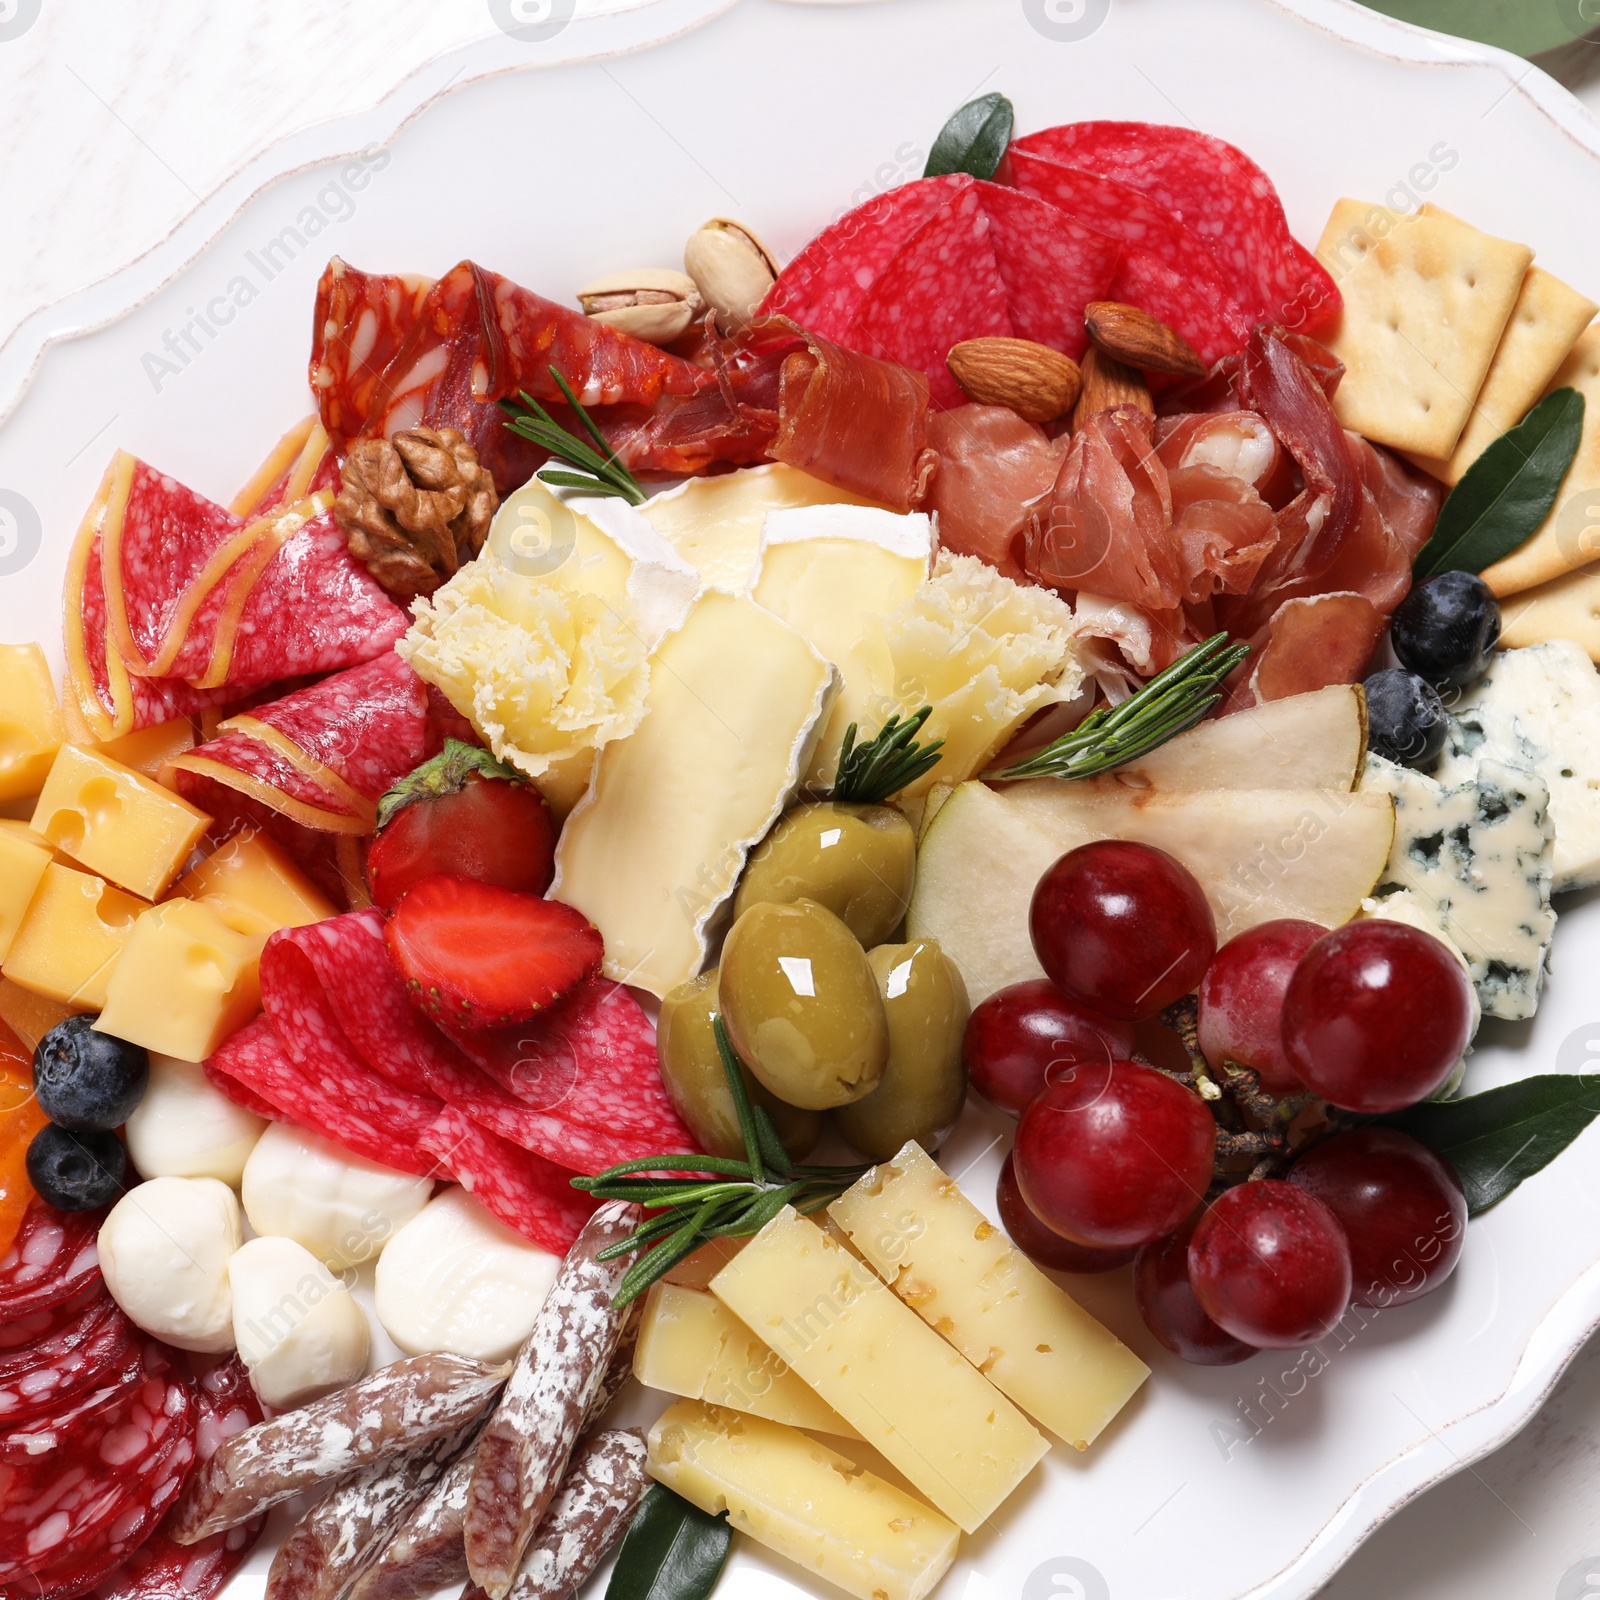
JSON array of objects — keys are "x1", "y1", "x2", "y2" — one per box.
[
  {"x1": 171, "y1": 1354, "x2": 508, "y2": 1545},
  {"x1": 0, "y1": 1289, "x2": 144, "y2": 1429},
  {"x1": 417, "y1": 1111, "x2": 597, "y2": 1255},
  {"x1": 347, "y1": 1450, "x2": 476, "y2": 1600},
  {"x1": 0, "y1": 1200, "x2": 105, "y2": 1327},
  {"x1": 312, "y1": 261, "x2": 434, "y2": 448},
  {"x1": 463, "y1": 1202, "x2": 641, "y2": 1600}
]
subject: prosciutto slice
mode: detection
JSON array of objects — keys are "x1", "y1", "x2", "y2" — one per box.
[{"x1": 1227, "y1": 592, "x2": 1387, "y2": 711}]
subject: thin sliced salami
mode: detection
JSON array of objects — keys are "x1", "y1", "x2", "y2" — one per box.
[
  {"x1": 0, "y1": 1200, "x2": 104, "y2": 1326},
  {"x1": 0, "y1": 1289, "x2": 143, "y2": 1429}
]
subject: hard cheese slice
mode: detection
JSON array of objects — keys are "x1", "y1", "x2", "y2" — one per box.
[
  {"x1": 829, "y1": 1142, "x2": 1148, "y2": 1451},
  {"x1": 709, "y1": 1206, "x2": 1048, "y2": 1532},
  {"x1": 552, "y1": 591, "x2": 835, "y2": 997},
  {"x1": 647, "y1": 1400, "x2": 958, "y2": 1600},
  {"x1": 633, "y1": 1280, "x2": 860, "y2": 1438},
  {"x1": 0, "y1": 645, "x2": 65, "y2": 802}
]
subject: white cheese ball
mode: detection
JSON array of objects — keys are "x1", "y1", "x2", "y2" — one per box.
[
  {"x1": 375, "y1": 1187, "x2": 561, "y2": 1363},
  {"x1": 99, "y1": 1176, "x2": 241, "y2": 1352},
  {"x1": 241, "y1": 1123, "x2": 432, "y2": 1271},
  {"x1": 125, "y1": 1056, "x2": 267, "y2": 1186},
  {"x1": 229, "y1": 1235, "x2": 371, "y2": 1409}
]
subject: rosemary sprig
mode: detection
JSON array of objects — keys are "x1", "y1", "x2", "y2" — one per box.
[
  {"x1": 572, "y1": 1019, "x2": 867, "y2": 1307},
  {"x1": 984, "y1": 632, "x2": 1250, "y2": 782},
  {"x1": 499, "y1": 367, "x2": 647, "y2": 505},
  {"x1": 832, "y1": 708, "x2": 944, "y2": 804}
]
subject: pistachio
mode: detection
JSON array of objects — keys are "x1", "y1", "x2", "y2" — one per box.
[
  {"x1": 684, "y1": 219, "x2": 778, "y2": 330},
  {"x1": 576, "y1": 268, "x2": 703, "y2": 345}
]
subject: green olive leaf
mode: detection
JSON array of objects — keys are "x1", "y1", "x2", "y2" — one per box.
[
  {"x1": 925, "y1": 93, "x2": 1014, "y2": 181},
  {"x1": 1412, "y1": 387, "x2": 1585, "y2": 580},
  {"x1": 1382, "y1": 1072, "x2": 1600, "y2": 1214},
  {"x1": 606, "y1": 1485, "x2": 732, "y2": 1600}
]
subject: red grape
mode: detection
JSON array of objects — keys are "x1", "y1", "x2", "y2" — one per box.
[
  {"x1": 1134, "y1": 1218, "x2": 1257, "y2": 1365},
  {"x1": 964, "y1": 981, "x2": 1134, "y2": 1117},
  {"x1": 1029, "y1": 841, "x2": 1216, "y2": 1021},
  {"x1": 1288, "y1": 1128, "x2": 1467, "y2": 1308},
  {"x1": 996, "y1": 1153, "x2": 1136, "y2": 1272},
  {"x1": 1282, "y1": 922, "x2": 1472, "y2": 1114},
  {"x1": 1188, "y1": 1181, "x2": 1351, "y2": 1348},
  {"x1": 1013, "y1": 1058, "x2": 1215, "y2": 1248},
  {"x1": 1197, "y1": 919, "x2": 1325, "y2": 1093}
]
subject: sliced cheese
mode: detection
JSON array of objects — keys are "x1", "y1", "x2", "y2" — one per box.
[
  {"x1": 647, "y1": 1401, "x2": 959, "y2": 1600},
  {"x1": 0, "y1": 643, "x2": 65, "y2": 802},
  {"x1": 709, "y1": 1206, "x2": 1048, "y2": 1532},
  {"x1": 0, "y1": 829, "x2": 51, "y2": 964},
  {"x1": 634, "y1": 1280, "x2": 860, "y2": 1438},
  {"x1": 2, "y1": 863, "x2": 148, "y2": 1008},
  {"x1": 753, "y1": 507, "x2": 932, "y2": 787},
  {"x1": 552, "y1": 592, "x2": 835, "y2": 997},
  {"x1": 829, "y1": 1143, "x2": 1148, "y2": 1450},
  {"x1": 178, "y1": 827, "x2": 335, "y2": 937}
]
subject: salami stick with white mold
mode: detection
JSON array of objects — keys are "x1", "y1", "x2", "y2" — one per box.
[
  {"x1": 464, "y1": 1200, "x2": 641, "y2": 1599},
  {"x1": 460, "y1": 1429, "x2": 650, "y2": 1600},
  {"x1": 346, "y1": 1449, "x2": 479, "y2": 1600},
  {"x1": 171, "y1": 1353, "x2": 509, "y2": 1544}
]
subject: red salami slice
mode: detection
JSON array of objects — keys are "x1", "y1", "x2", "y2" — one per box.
[
  {"x1": 173, "y1": 731, "x2": 371, "y2": 825},
  {"x1": 0, "y1": 1201, "x2": 104, "y2": 1327},
  {"x1": 313, "y1": 260, "x2": 434, "y2": 447},
  {"x1": 0, "y1": 1290, "x2": 143, "y2": 1429},
  {"x1": 418, "y1": 1111, "x2": 597, "y2": 1255}
]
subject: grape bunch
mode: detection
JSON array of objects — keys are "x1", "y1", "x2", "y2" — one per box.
[{"x1": 965, "y1": 840, "x2": 1472, "y2": 1360}]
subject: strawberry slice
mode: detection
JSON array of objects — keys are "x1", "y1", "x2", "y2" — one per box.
[{"x1": 385, "y1": 876, "x2": 604, "y2": 1028}]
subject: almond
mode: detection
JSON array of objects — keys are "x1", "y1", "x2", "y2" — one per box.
[
  {"x1": 947, "y1": 337, "x2": 1082, "y2": 423},
  {"x1": 1083, "y1": 300, "x2": 1207, "y2": 379},
  {"x1": 1071, "y1": 346, "x2": 1154, "y2": 431}
]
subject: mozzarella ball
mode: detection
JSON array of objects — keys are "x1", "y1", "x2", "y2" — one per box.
[
  {"x1": 229, "y1": 1235, "x2": 371, "y2": 1409},
  {"x1": 125, "y1": 1056, "x2": 267, "y2": 1185},
  {"x1": 241, "y1": 1123, "x2": 432, "y2": 1270},
  {"x1": 375, "y1": 1187, "x2": 561, "y2": 1363},
  {"x1": 99, "y1": 1176, "x2": 241, "y2": 1352}
]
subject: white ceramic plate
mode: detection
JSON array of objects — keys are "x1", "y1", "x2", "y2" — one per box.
[{"x1": 5, "y1": 2, "x2": 1600, "y2": 1597}]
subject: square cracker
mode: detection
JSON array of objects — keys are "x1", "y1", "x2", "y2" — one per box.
[
  {"x1": 1500, "y1": 559, "x2": 1600, "y2": 662},
  {"x1": 1315, "y1": 199, "x2": 1531, "y2": 457}
]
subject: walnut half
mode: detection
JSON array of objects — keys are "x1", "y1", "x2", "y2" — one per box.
[{"x1": 333, "y1": 427, "x2": 499, "y2": 601}]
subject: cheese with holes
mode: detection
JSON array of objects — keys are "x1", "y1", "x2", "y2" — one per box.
[
  {"x1": 95, "y1": 899, "x2": 261, "y2": 1060},
  {"x1": 829, "y1": 1143, "x2": 1147, "y2": 1449},
  {"x1": 0, "y1": 644, "x2": 65, "y2": 801},
  {"x1": 178, "y1": 828, "x2": 334, "y2": 937},
  {"x1": 31, "y1": 744, "x2": 209, "y2": 900},
  {"x1": 752, "y1": 508, "x2": 932, "y2": 786},
  {"x1": 553, "y1": 592, "x2": 835, "y2": 997},
  {"x1": 634, "y1": 1281, "x2": 860, "y2": 1438},
  {"x1": 2, "y1": 863, "x2": 148, "y2": 1007},
  {"x1": 647, "y1": 1401, "x2": 959, "y2": 1600},
  {"x1": 0, "y1": 829, "x2": 51, "y2": 964},
  {"x1": 710, "y1": 1206, "x2": 1047, "y2": 1531}
]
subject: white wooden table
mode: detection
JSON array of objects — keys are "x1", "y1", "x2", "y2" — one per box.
[{"x1": 4, "y1": 4, "x2": 1600, "y2": 1595}]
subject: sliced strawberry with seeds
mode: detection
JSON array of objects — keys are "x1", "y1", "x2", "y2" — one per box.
[{"x1": 385, "y1": 876, "x2": 604, "y2": 1028}]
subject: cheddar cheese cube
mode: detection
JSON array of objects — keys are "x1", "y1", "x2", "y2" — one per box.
[
  {"x1": 178, "y1": 829, "x2": 334, "y2": 938},
  {"x1": 32, "y1": 744, "x2": 210, "y2": 900},
  {"x1": 0, "y1": 977, "x2": 76, "y2": 1051},
  {"x1": 0, "y1": 644, "x2": 66, "y2": 801},
  {"x1": 95, "y1": 899, "x2": 261, "y2": 1062},
  {"x1": 2, "y1": 863, "x2": 149, "y2": 1009},
  {"x1": 0, "y1": 829, "x2": 51, "y2": 964}
]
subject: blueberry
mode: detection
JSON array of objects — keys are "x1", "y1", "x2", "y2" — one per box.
[
  {"x1": 26, "y1": 1126, "x2": 125, "y2": 1213},
  {"x1": 1365, "y1": 669, "x2": 1448, "y2": 767},
  {"x1": 33, "y1": 1016, "x2": 148, "y2": 1133},
  {"x1": 1391, "y1": 571, "x2": 1501, "y2": 688}
]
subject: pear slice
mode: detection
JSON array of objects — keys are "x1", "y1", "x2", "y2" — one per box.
[{"x1": 908, "y1": 779, "x2": 1395, "y2": 1004}]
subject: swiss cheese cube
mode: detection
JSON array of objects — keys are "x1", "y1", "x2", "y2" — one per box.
[
  {"x1": 178, "y1": 829, "x2": 335, "y2": 937},
  {"x1": 0, "y1": 829, "x2": 51, "y2": 964},
  {"x1": 647, "y1": 1401, "x2": 959, "y2": 1600},
  {"x1": 710, "y1": 1207, "x2": 1048, "y2": 1532},
  {"x1": 0, "y1": 644, "x2": 66, "y2": 801},
  {"x1": 634, "y1": 1281, "x2": 860, "y2": 1438},
  {"x1": 1, "y1": 863, "x2": 148, "y2": 1008},
  {"x1": 95, "y1": 899, "x2": 261, "y2": 1061},
  {"x1": 32, "y1": 744, "x2": 210, "y2": 900},
  {"x1": 830, "y1": 1142, "x2": 1149, "y2": 1450}
]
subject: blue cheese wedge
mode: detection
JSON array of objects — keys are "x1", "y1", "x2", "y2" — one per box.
[
  {"x1": 1361, "y1": 754, "x2": 1555, "y2": 1020},
  {"x1": 1432, "y1": 641, "x2": 1600, "y2": 892}
]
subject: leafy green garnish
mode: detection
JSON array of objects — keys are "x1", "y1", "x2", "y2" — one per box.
[
  {"x1": 1383, "y1": 1072, "x2": 1600, "y2": 1215},
  {"x1": 831, "y1": 708, "x2": 944, "y2": 805},
  {"x1": 500, "y1": 367, "x2": 647, "y2": 505},
  {"x1": 375, "y1": 739, "x2": 525, "y2": 831},
  {"x1": 605, "y1": 1485, "x2": 731, "y2": 1600},
  {"x1": 985, "y1": 632, "x2": 1249, "y2": 782},
  {"x1": 924, "y1": 93, "x2": 1014, "y2": 182},
  {"x1": 1412, "y1": 387, "x2": 1584, "y2": 580}
]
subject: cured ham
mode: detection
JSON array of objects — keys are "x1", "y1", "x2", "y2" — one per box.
[{"x1": 1227, "y1": 592, "x2": 1387, "y2": 711}]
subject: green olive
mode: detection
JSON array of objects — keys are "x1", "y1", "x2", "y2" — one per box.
[
  {"x1": 834, "y1": 940, "x2": 971, "y2": 1162},
  {"x1": 734, "y1": 802, "x2": 915, "y2": 948},
  {"x1": 719, "y1": 899, "x2": 888, "y2": 1111},
  {"x1": 656, "y1": 972, "x2": 821, "y2": 1162}
]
